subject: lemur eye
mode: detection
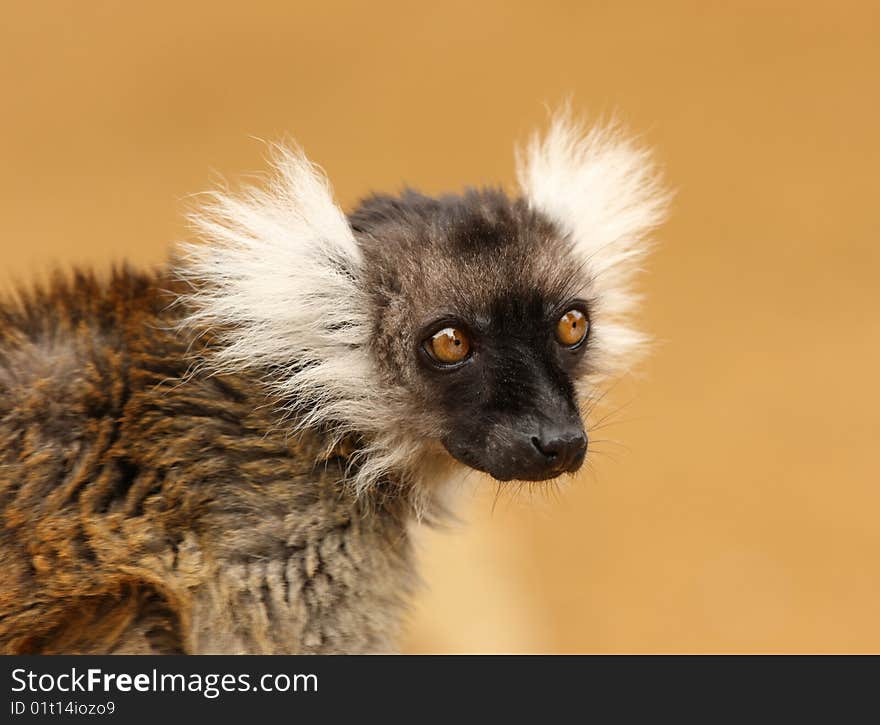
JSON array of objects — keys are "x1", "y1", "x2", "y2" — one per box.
[
  {"x1": 426, "y1": 327, "x2": 471, "y2": 365},
  {"x1": 556, "y1": 308, "x2": 589, "y2": 348}
]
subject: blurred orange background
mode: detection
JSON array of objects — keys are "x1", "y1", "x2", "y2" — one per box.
[{"x1": 2, "y1": 1, "x2": 878, "y2": 652}]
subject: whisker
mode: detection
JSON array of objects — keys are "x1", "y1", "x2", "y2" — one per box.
[
  {"x1": 585, "y1": 448, "x2": 621, "y2": 465},
  {"x1": 588, "y1": 437, "x2": 631, "y2": 452}
]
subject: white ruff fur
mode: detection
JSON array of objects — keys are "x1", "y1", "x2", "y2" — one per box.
[
  {"x1": 179, "y1": 116, "x2": 668, "y2": 502},
  {"x1": 177, "y1": 146, "x2": 445, "y2": 509},
  {"x1": 517, "y1": 112, "x2": 670, "y2": 386}
]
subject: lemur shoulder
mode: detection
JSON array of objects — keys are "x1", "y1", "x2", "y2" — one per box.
[{"x1": 0, "y1": 115, "x2": 668, "y2": 653}]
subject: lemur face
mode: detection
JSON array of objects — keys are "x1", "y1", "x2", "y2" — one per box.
[{"x1": 352, "y1": 190, "x2": 594, "y2": 481}]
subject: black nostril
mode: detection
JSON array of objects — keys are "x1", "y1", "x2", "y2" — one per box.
[
  {"x1": 532, "y1": 430, "x2": 587, "y2": 470},
  {"x1": 531, "y1": 436, "x2": 558, "y2": 460}
]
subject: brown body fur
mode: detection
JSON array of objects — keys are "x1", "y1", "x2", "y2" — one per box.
[{"x1": 0, "y1": 269, "x2": 415, "y2": 654}]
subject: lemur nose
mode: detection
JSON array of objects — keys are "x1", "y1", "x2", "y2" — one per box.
[{"x1": 531, "y1": 427, "x2": 588, "y2": 472}]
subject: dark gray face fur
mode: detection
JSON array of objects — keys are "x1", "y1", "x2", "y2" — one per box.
[{"x1": 350, "y1": 189, "x2": 594, "y2": 482}]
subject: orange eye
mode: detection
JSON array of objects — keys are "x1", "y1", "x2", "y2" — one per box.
[
  {"x1": 556, "y1": 308, "x2": 589, "y2": 347},
  {"x1": 427, "y1": 326, "x2": 471, "y2": 365}
]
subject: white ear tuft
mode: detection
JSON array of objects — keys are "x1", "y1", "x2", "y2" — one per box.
[
  {"x1": 176, "y1": 145, "x2": 457, "y2": 513},
  {"x1": 516, "y1": 111, "x2": 671, "y2": 376},
  {"x1": 177, "y1": 144, "x2": 375, "y2": 439}
]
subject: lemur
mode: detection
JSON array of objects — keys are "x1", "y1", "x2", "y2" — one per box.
[{"x1": 0, "y1": 114, "x2": 668, "y2": 654}]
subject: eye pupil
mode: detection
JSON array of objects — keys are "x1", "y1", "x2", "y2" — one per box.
[
  {"x1": 556, "y1": 308, "x2": 589, "y2": 347},
  {"x1": 427, "y1": 326, "x2": 471, "y2": 365}
]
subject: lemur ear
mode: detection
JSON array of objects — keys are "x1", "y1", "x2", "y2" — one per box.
[
  {"x1": 178, "y1": 144, "x2": 375, "y2": 433},
  {"x1": 516, "y1": 111, "x2": 671, "y2": 375}
]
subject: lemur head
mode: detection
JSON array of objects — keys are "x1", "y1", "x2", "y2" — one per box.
[
  {"x1": 179, "y1": 112, "x2": 669, "y2": 505},
  {"x1": 350, "y1": 190, "x2": 591, "y2": 482}
]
